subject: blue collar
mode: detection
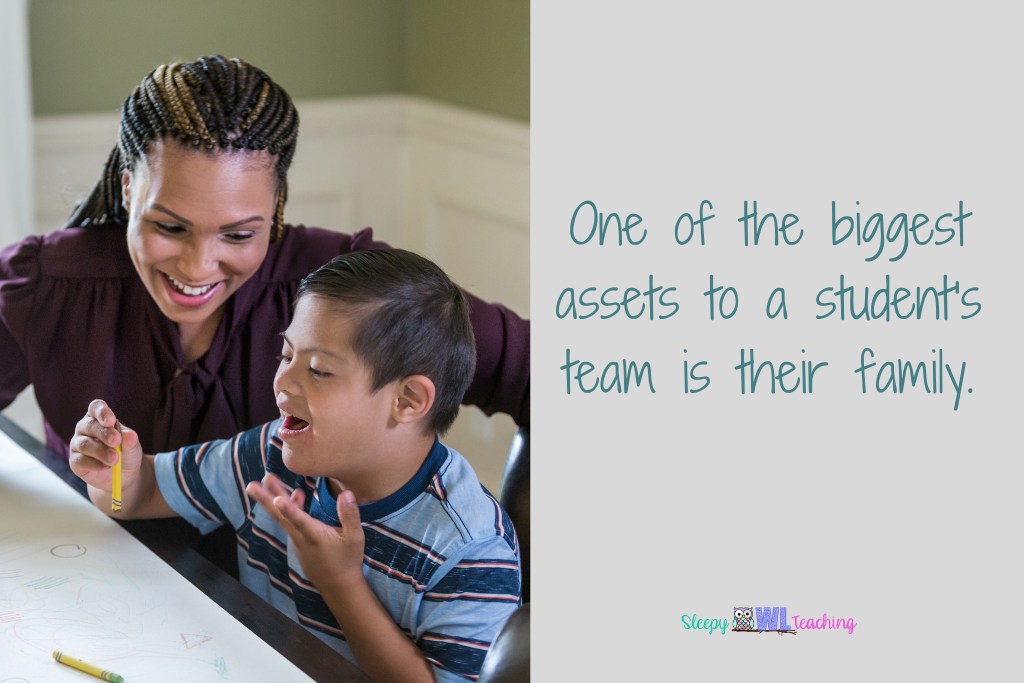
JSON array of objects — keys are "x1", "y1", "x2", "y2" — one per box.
[{"x1": 314, "y1": 437, "x2": 447, "y2": 525}]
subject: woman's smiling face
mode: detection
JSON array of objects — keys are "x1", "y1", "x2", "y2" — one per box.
[{"x1": 122, "y1": 140, "x2": 278, "y2": 326}]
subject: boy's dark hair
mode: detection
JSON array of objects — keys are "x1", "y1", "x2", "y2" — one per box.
[{"x1": 296, "y1": 249, "x2": 476, "y2": 435}]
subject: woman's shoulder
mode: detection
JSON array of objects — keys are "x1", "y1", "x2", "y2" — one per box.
[
  {"x1": 0, "y1": 225, "x2": 136, "y2": 344},
  {"x1": 0, "y1": 223, "x2": 135, "y2": 281},
  {"x1": 256, "y1": 224, "x2": 388, "y2": 282}
]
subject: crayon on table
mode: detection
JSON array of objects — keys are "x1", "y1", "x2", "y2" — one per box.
[
  {"x1": 111, "y1": 420, "x2": 122, "y2": 513},
  {"x1": 53, "y1": 650, "x2": 124, "y2": 683}
]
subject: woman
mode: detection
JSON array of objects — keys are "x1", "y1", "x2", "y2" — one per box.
[{"x1": 0, "y1": 56, "x2": 528, "y2": 571}]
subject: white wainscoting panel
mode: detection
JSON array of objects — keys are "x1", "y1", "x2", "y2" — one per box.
[
  {"x1": 12, "y1": 96, "x2": 529, "y2": 491},
  {"x1": 34, "y1": 112, "x2": 121, "y2": 234}
]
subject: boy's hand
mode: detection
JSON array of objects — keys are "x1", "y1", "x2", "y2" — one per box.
[
  {"x1": 70, "y1": 399, "x2": 143, "y2": 492},
  {"x1": 249, "y1": 474, "x2": 436, "y2": 683},
  {"x1": 246, "y1": 474, "x2": 366, "y2": 591}
]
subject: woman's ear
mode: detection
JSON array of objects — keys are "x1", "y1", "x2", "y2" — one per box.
[
  {"x1": 392, "y1": 375, "x2": 436, "y2": 426},
  {"x1": 121, "y1": 171, "x2": 132, "y2": 213}
]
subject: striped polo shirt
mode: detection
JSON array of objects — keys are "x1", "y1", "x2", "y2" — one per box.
[{"x1": 154, "y1": 418, "x2": 521, "y2": 681}]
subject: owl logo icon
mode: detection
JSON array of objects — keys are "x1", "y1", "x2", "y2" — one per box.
[{"x1": 734, "y1": 607, "x2": 754, "y2": 631}]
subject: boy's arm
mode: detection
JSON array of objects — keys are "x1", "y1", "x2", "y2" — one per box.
[
  {"x1": 415, "y1": 536, "x2": 521, "y2": 681},
  {"x1": 70, "y1": 399, "x2": 177, "y2": 519},
  {"x1": 319, "y1": 566, "x2": 436, "y2": 683},
  {"x1": 248, "y1": 475, "x2": 436, "y2": 683}
]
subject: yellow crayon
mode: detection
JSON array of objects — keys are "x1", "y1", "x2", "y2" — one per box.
[
  {"x1": 53, "y1": 650, "x2": 124, "y2": 683},
  {"x1": 111, "y1": 420, "x2": 122, "y2": 514}
]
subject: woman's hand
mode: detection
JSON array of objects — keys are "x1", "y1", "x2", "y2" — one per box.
[{"x1": 70, "y1": 399, "x2": 143, "y2": 493}]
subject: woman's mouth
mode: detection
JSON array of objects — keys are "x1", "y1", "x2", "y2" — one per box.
[{"x1": 160, "y1": 272, "x2": 223, "y2": 308}]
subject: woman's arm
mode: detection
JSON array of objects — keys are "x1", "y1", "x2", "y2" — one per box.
[
  {"x1": 0, "y1": 237, "x2": 39, "y2": 411},
  {"x1": 0, "y1": 322, "x2": 31, "y2": 412},
  {"x1": 462, "y1": 292, "x2": 531, "y2": 427}
]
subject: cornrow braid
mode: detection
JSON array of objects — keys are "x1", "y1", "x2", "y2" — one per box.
[{"x1": 65, "y1": 56, "x2": 300, "y2": 242}]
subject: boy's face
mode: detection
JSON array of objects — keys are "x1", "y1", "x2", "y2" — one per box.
[{"x1": 273, "y1": 295, "x2": 394, "y2": 482}]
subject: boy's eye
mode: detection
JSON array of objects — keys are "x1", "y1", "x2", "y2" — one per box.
[
  {"x1": 310, "y1": 368, "x2": 331, "y2": 378},
  {"x1": 276, "y1": 354, "x2": 291, "y2": 363}
]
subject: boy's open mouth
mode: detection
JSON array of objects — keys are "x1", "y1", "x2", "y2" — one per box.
[
  {"x1": 278, "y1": 408, "x2": 312, "y2": 441},
  {"x1": 282, "y1": 414, "x2": 310, "y2": 431}
]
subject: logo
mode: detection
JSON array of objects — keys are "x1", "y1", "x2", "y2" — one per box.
[
  {"x1": 681, "y1": 607, "x2": 857, "y2": 635},
  {"x1": 731, "y1": 607, "x2": 795, "y2": 635},
  {"x1": 733, "y1": 607, "x2": 755, "y2": 631}
]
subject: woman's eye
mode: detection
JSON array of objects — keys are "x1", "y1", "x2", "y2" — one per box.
[
  {"x1": 224, "y1": 232, "x2": 255, "y2": 242},
  {"x1": 157, "y1": 223, "x2": 186, "y2": 234}
]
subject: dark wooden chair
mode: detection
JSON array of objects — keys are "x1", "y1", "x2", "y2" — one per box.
[
  {"x1": 478, "y1": 428, "x2": 530, "y2": 683},
  {"x1": 499, "y1": 427, "x2": 529, "y2": 603},
  {"x1": 478, "y1": 604, "x2": 530, "y2": 683}
]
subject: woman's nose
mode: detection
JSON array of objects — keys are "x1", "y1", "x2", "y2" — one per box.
[{"x1": 177, "y1": 238, "x2": 220, "y2": 282}]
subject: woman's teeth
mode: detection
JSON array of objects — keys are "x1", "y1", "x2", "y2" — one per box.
[{"x1": 165, "y1": 274, "x2": 216, "y2": 296}]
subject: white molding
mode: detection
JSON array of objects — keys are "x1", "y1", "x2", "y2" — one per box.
[
  {"x1": 292, "y1": 95, "x2": 530, "y2": 161},
  {"x1": 33, "y1": 95, "x2": 530, "y2": 239},
  {"x1": 293, "y1": 95, "x2": 408, "y2": 136},
  {"x1": 31, "y1": 95, "x2": 529, "y2": 161},
  {"x1": 402, "y1": 97, "x2": 530, "y2": 163},
  {"x1": 34, "y1": 111, "x2": 120, "y2": 151}
]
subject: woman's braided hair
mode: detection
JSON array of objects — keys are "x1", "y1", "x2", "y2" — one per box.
[{"x1": 65, "y1": 56, "x2": 299, "y2": 242}]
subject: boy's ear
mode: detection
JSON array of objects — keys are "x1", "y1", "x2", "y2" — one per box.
[{"x1": 392, "y1": 375, "x2": 436, "y2": 426}]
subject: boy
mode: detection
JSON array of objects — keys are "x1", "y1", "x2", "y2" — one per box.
[{"x1": 70, "y1": 249, "x2": 522, "y2": 683}]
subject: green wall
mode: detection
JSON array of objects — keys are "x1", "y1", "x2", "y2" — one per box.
[
  {"x1": 406, "y1": 0, "x2": 529, "y2": 122},
  {"x1": 29, "y1": 0, "x2": 529, "y2": 121}
]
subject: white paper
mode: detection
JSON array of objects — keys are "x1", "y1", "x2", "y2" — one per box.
[{"x1": 0, "y1": 430, "x2": 314, "y2": 682}]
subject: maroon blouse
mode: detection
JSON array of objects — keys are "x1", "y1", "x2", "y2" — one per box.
[{"x1": 0, "y1": 223, "x2": 529, "y2": 457}]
